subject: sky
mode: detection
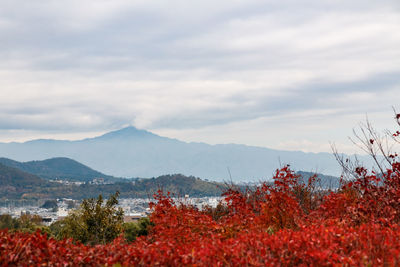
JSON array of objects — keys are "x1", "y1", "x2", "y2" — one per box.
[{"x1": 0, "y1": 0, "x2": 399, "y2": 154}]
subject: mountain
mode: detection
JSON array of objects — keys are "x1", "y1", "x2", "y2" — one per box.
[
  {"x1": 0, "y1": 126, "x2": 373, "y2": 182},
  {"x1": 0, "y1": 157, "x2": 121, "y2": 182}
]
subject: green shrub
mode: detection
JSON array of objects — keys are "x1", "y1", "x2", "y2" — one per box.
[
  {"x1": 54, "y1": 192, "x2": 124, "y2": 245},
  {"x1": 123, "y1": 217, "x2": 151, "y2": 242}
]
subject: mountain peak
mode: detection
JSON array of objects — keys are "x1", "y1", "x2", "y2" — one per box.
[{"x1": 98, "y1": 126, "x2": 159, "y2": 139}]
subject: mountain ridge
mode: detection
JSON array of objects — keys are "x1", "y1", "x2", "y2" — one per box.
[{"x1": 0, "y1": 127, "x2": 373, "y2": 182}]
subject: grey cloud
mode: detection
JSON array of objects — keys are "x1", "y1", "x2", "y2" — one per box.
[
  {"x1": 0, "y1": 0, "x2": 399, "y2": 147},
  {"x1": 1, "y1": 0, "x2": 398, "y2": 72},
  {"x1": 146, "y1": 72, "x2": 400, "y2": 129}
]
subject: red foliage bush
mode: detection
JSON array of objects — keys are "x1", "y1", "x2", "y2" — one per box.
[{"x1": 3, "y1": 162, "x2": 400, "y2": 266}]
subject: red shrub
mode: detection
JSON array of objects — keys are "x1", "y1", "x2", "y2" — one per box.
[{"x1": 3, "y1": 163, "x2": 400, "y2": 266}]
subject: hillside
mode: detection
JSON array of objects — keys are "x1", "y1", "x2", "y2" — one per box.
[
  {"x1": 0, "y1": 164, "x2": 223, "y2": 199},
  {"x1": 132, "y1": 174, "x2": 224, "y2": 197},
  {"x1": 0, "y1": 163, "x2": 50, "y2": 199},
  {"x1": 0, "y1": 157, "x2": 337, "y2": 200},
  {"x1": 0, "y1": 163, "x2": 47, "y2": 187},
  {"x1": 0, "y1": 126, "x2": 374, "y2": 182},
  {"x1": 0, "y1": 157, "x2": 122, "y2": 182}
]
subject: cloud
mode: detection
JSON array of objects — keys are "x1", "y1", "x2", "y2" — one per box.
[{"x1": 0, "y1": 0, "x2": 399, "y2": 152}]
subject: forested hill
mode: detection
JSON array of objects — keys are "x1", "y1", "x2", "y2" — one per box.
[
  {"x1": 0, "y1": 163, "x2": 51, "y2": 199},
  {"x1": 0, "y1": 167, "x2": 224, "y2": 200},
  {"x1": 0, "y1": 163, "x2": 47, "y2": 186},
  {"x1": 0, "y1": 157, "x2": 122, "y2": 182},
  {"x1": 0, "y1": 156, "x2": 340, "y2": 200},
  {"x1": 131, "y1": 174, "x2": 224, "y2": 197}
]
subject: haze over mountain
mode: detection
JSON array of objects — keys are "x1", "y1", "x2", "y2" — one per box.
[{"x1": 0, "y1": 127, "x2": 372, "y2": 182}]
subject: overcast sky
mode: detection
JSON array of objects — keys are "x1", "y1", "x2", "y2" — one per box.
[{"x1": 0, "y1": 0, "x2": 399, "y2": 153}]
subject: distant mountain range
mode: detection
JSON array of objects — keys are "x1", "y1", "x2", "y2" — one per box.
[{"x1": 0, "y1": 126, "x2": 372, "y2": 182}]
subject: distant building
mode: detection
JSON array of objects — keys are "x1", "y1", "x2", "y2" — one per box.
[
  {"x1": 91, "y1": 177, "x2": 105, "y2": 184},
  {"x1": 124, "y1": 213, "x2": 145, "y2": 223}
]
